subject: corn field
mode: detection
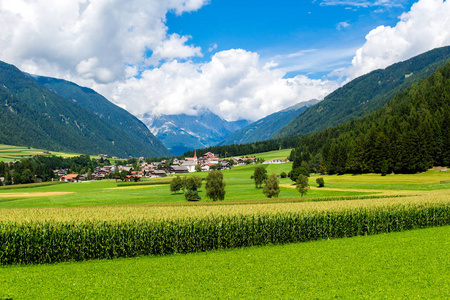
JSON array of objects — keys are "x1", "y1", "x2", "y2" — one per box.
[{"x1": 1, "y1": 198, "x2": 449, "y2": 265}]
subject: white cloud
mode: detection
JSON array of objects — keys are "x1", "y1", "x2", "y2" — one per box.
[
  {"x1": 346, "y1": 0, "x2": 450, "y2": 79},
  {"x1": 110, "y1": 49, "x2": 339, "y2": 122},
  {"x1": 337, "y1": 21, "x2": 351, "y2": 30},
  {"x1": 0, "y1": 0, "x2": 207, "y2": 83},
  {"x1": 0, "y1": 0, "x2": 337, "y2": 122}
]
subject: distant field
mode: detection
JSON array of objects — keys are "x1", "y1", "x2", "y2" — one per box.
[
  {"x1": 0, "y1": 143, "x2": 125, "y2": 162},
  {"x1": 241, "y1": 148, "x2": 292, "y2": 161},
  {"x1": 1, "y1": 226, "x2": 448, "y2": 299},
  {"x1": 0, "y1": 163, "x2": 449, "y2": 209},
  {"x1": 0, "y1": 144, "x2": 84, "y2": 161}
]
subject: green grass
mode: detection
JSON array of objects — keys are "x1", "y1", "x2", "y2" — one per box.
[
  {"x1": 0, "y1": 163, "x2": 449, "y2": 209},
  {"x1": 1, "y1": 225, "x2": 448, "y2": 299},
  {"x1": 241, "y1": 148, "x2": 292, "y2": 161},
  {"x1": 0, "y1": 144, "x2": 84, "y2": 161},
  {"x1": 0, "y1": 163, "x2": 375, "y2": 209}
]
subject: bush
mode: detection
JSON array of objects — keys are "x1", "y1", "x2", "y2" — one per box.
[
  {"x1": 280, "y1": 172, "x2": 287, "y2": 178},
  {"x1": 288, "y1": 167, "x2": 309, "y2": 182},
  {"x1": 316, "y1": 177, "x2": 325, "y2": 187}
]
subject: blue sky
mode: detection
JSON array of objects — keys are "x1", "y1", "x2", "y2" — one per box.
[
  {"x1": 166, "y1": 0, "x2": 417, "y2": 79},
  {"x1": 0, "y1": 0, "x2": 449, "y2": 121}
]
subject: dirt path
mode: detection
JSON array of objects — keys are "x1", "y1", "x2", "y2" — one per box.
[{"x1": 0, "y1": 192, "x2": 74, "y2": 198}]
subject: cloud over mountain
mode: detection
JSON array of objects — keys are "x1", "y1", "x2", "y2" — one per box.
[{"x1": 347, "y1": 0, "x2": 450, "y2": 79}]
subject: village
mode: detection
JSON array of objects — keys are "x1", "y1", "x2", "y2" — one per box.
[{"x1": 58, "y1": 151, "x2": 287, "y2": 183}]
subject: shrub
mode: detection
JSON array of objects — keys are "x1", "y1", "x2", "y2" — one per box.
[
  {"x1": 280, "y1": 172, "x2": 287, "y2": 178},
  {"x1": 316, "y1": 177, "x2": 325, "y2": 188}
]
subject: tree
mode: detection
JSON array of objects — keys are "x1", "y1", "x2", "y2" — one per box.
[
  {"x1": 251, "y1": 165, "x2": 268, "y2": 188},
  {"x1": 195, "y1": 164, "x2": 202, "y2": 172},
  {"x1": 205, "y1": 171, "x2": 226, "y2": 201},
  {"x1": 263, "y1": 173, "x2": 280, "y2": 198},
  {"x1": 184, "y1": 176, "x2": 202, "y2": 201},
  {"x1": 280, "y1": 172, "x2": 287, "y2": 178},
  {"x1": 288, "y1": 166, "x2": 309, "y2": 182},
  {"x1": 296, "y1": 175, "x2": 309, "y2": 198},
  {"x1": 316, "y1": 177, "x2": 325, "y2": 187}
]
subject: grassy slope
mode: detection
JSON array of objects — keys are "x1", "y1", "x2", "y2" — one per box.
[
  {"x1": 0, "y1": 164, "x2": 449, "y2": 209},
  {"x1": 1, "y1": 226, "x2": 448, "y2": 299},
  {"x1": 0, "y1": 144, "x2": 83, "y2": 161}
]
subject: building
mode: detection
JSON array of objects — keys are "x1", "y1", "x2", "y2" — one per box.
[
  {"x1": 182, "y1": 150, "x2": 198, "y2": 172},
  {"x1": 59, "y1": 174, "x2": 80, "y2": 183}
]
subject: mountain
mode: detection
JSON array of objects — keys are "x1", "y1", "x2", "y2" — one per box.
[
  {"x1": 0, "y1": 61, "x2": 170, "y2": 158},
  {"x1": 275, "y1": 46, "x2": 450, "y2": 139},
  {"x1": 32, "y1": 75, "x2": 170, "y2": 157},
  {"x1": 289, "y1": 61, "x2": 450, "y2": 174},
  {"x1": 219, "y1": 99, "x2": 319, "y2": 145},
  {"x1": 142, "y1": 110, "x2": 249, "y2": 155}
]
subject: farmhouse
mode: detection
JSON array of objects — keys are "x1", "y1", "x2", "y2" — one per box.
[
  {"x1": 59, "y1": 174, "x2": 80, "y2": 183},
  {"x1": 169, "y1": 166, "x2": 189, "y2": 174}
]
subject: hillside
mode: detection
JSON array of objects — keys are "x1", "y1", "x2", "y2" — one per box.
[
  {"x1": 0, "y1": 61, "x2": 170, "y2": 158},
  {"x1": 289, "y1": 62, "x2": 450, "y2": 174},
  {"x1": 33, "y1": 76, "x2": 170, "y2": 157},
  {"x1": 275, "y1": 46, "x2": 450, "y2": 139},
  {"x1": 220, "y1": 99, "x2": 318, "y2": 145},
  {"x1": 142, "y1": 109, "x2": 249, "y2": 155}
]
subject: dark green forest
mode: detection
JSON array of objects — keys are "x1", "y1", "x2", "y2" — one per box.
[{"x1": 289, "y1": 62, "x2": 450, "y2": 175}]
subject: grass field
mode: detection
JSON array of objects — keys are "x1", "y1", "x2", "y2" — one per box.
[
  {"x1": 1, "y1": 225, "x2": 448, "y2": 299},
  {"x1": 242, "y1": 148, "x2": 292, "y2": 160},
  {"x1": 0, "y1": 152, "x2": 449, "y2": 298},
  {"x1": 0, "y1": 144, "x2": 86, "y2": 161},
  {"x1": 0, "y1": 163, "x2": 448, "y2": 209}
]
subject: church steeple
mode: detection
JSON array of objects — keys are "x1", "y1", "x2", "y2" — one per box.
[{"x1": 194, "y1": 149, "x2": 197, "y2": 159}]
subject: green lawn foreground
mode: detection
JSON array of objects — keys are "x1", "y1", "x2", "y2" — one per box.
[{"x1": 1, "y1": 226, "x2": 448, "y2": 299}]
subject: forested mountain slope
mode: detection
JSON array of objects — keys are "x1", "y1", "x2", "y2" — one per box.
[
  {"x1": 219, "y1": 99, "x2": 318, "y2": 145},
  {"x1": 275, "y1": 46, "x2": 450, "y2": 139},
  {"x1": 289, "y1": 62, "x2": 450, "y2": 175},
  {"x1": 0, "y1": 61, "x2": 170, "y2": 158},
  {"x1": 33, "y1": 76, "x2": 170, "y2": 157}
]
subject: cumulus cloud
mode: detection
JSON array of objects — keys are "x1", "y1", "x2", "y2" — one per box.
[
  {"x1": 0, "y1": 0, "x2": 207, "y2": 83},
  {"x1": 0, "y1": 0, "x2": 338, "y2": 122},
  {"x1": 346, "y1": 0, "x2": 450, "y2": 79},
  {"x1": 110, "y1": 49, "x2": 339, "y2": 122}
]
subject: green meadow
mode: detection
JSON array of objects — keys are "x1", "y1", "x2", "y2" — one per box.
[
  {"x1": 0, "y1": 144, "x2": 103, "y2": 161},
  {"x1": 0, "y1": 162, "x2": 449, "y2": 209},
  {"x1": 1, "y1": 226, "x2": 448, "y2": 299},
  {"x1": 0, "y1": 151, "x2": 449, "y2": 299}
]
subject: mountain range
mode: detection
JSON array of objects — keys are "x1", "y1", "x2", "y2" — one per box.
[
  {"x1": 219, "y1": 99, "x2": 319, "y2": 146},
  {"x1": 0, "y1": 61, "x2": 170, "y2": 158},
  {"x1": 275, "y1": 46, "x2": 450, "y2": 139},
  {"x1": 141, "y1": 110, "x2": 249, "y2": 155},
  {"x1": 2, "y1": 46, "x2": 450, "y2": 159}
]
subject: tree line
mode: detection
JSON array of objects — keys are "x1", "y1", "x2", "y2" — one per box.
[{"x1": 0, "y1": 155, "x2": 108, "y2": 185}]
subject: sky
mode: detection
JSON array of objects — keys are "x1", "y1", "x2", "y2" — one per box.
[{"x1": 0, "y1": 0, "x2": 450, "y2": 122}]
